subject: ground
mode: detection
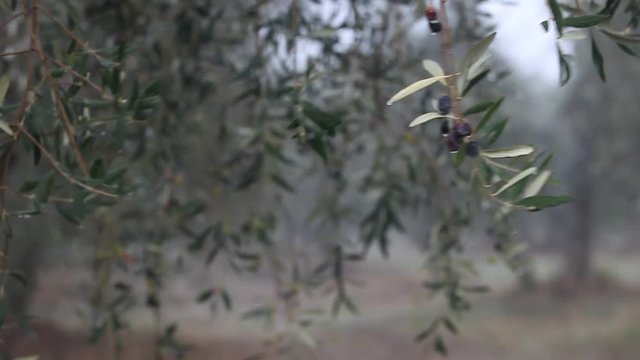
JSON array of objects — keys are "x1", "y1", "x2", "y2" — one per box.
[{"x1": 5, "y1": 244, "x2": 640, "y2": 360}]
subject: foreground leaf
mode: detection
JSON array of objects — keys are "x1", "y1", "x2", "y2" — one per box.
[
  {"x1": 387, "y1": 75, "x2": 452, "y2": 105},
  {"x1": 0, "y1": 119, "x2": 13, "y2": 136},
  {"x1": 482, "y1": 145, "x2": 534, "y2": 158},
  {"x1": 461, "y1": 32, "x2": 496, "y2": 77},
  {"x1": 515, "y1": 195, "x2": 573, "y2": 210},
  {"x1": 558, "y1": 14, "x2": 609, "y2": 28},
  {"x1": 599, "y1": 28, "x2": 640, "y2": 45},
  {"x1": 591, "y1": 36, "x2": 606, "y2": 82},
  {"x1": 0, "y1": 74, "x2": 10, "y2": 105},
  {"x1": 422, "y1": 59, "x2": 446, "y2": 84},
  {"x1": 408, "y1": 112, "x2": 453, "y2": 127},
  {"x1": 548, "y1": 0, "x2": 564, "y2": 35},
  {"x1": 523, "y1": 170, "x2": 552, "y2": 198},
  {"x1": 558, "y1": 45, "x2": 572, "y2": 86},
  {"x1": 476, "y1": 97, "x2": 505, "y2": 131},
  {"x1": 493, "y1": 167, "x2": 537, "y2": 196}
]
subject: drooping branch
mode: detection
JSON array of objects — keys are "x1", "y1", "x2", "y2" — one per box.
[{"x1": 438, "y1": 0, "x2": 463, "y2": 123}]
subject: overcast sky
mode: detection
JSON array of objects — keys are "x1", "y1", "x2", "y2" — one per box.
[{"x1": 481, "y1": 0, "x2": 571, "y2": 85}]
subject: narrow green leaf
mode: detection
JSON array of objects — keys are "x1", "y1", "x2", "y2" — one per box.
[
  {"x1": 434, "y1": 336, "x2": 448, "y2": 356},
  {"x1": 0, "y1": 74, "x2": 10, "y2": 105},
  {"x1": 599, "y1": 28, "x2": 640, "y2": 44},
  {"x1": 599, "y1": 0, "x2": 622, "y2": 16},
  {"x1": 476, "y1": 97, "x2": 504, "y2": 132},
  {"x1": 442, "y1": 317, "x2": 458, "y2": 335},
  {"x1": 236, "y1": 154, "x2": 263, "y2": 190},
  {"x1": 463, "y1": 101, "x2": 494, "y2": 116},
  {"x1": 559, "y1": 14, "x2": 609, "y2": 28},
  {"x1": 541, "y1": 20, "x2": 550, "y2": 32},
  {"x1": 523, "y1": 170, "x2": 552, "y2": 198},
  {"x1": 241, "y1": 305, "x2": 273, "y2": 321},
  {"x1": 539, "y1": 153, "x2": 555, "y2": 170},
  {"x1": 616, "y1": 42, "x2": 639, "y2": 58},
  {"x1": 461, "y1": 32, "x2": 496, "y2": 77},
  {"x1": 591, "y1": 36, "x2": 606, "y2": 81},
  {"x1": 0, "y1": 119, "x2": 13, "y2": 136},
  {"x1": 462, "y1": 69, "x2": 490, "y2": 97},
  {"x1": 221, "y1": 289, "x2": 233, "y2": 311},
  {"x1": 305, "y1": 130, "x2": 327, "y2": 161},
  {"x1": 35, "y1": 171, "x2": 55, "y2": 203},
  {"x1": 515, "y1": 195, "x2": 573, "y2": 210},
  {"x1": 270, "y1": 172, "x2": 295, "y2": 193},
  {"x1": 454, "y1": 142, "x2": 467, "y2": 165},
  {"x1": 408, "y1": 112, "x2": 453, "y2": 127},
  {"x1": 415, "y1": 322, "x2": 438, "y2": 342},
  {"x1": 196, "y1": 289, "x2": 213, "y2": 303},
  {"x1": 493, "y1": 167, "x2": 537, "y2": 196},
  {"x1": 460, "y1": 285, "x2": 491, "y2": 293},
  {"x1": 558, "y1": 46, "x2": 571, "y2": 86},
  {"x1": 343, "y1": 294, "x2": 358, "y2": 315},
  {"x1": 302, "y1": 101, "x2": 342, "y2": 136},
  {"x1": 482, "y1": 145, "x2": 534, "y2": 158},
  {"x1": 548, "y1": 0, "x2": 564, "y2": 35},
  {"x1": 387, "y1": 75, "x2": 452, "y2": 105},
  {"x1": 9, "y1": 271, "x2": 27, "y2": 287},
  {"x1": 18, "y1": 180, "x2": 39, "y2": 194},
  {"x1": 484, "y1": 117, "x2": 509, "y2": 146},
  {"x1": 56, "y1": 205, "x2": 81, "y2": 225}
]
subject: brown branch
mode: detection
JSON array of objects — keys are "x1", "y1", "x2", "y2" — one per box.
[
  {"x1": 1, "y1": 5, "x2": 37, "y2": 190},
  {"x1": 438, "y1": 0, "x2": 463, "y2": 123},
  {"x1": 45, "y1": 53, "x2": 106, "y2": 94},
  {"x1": 18, "y1": 126, "x2": 118, "y2": 198},
  {"x1": 35, "y1": 4, "x2": 116, "y2": 66},
  {"x1": 0, "y1": 49, "x2": 34, "y2": 57},
  {"x1": 0, "y1": 9, "x2": 27, "y2": 30},
  {"x1": 0, "y1": 3, "x2": 36, "y2": 298},
  {"x1": 30, "y1": 6, "x2": 91, "y2": 177}
]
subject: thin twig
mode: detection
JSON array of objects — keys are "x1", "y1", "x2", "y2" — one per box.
[
  {"x1": 35, "y1": 4, "x2": 116, "y2": 66},
  {"x1": 0, "y1": 9, "x2": 26, "y2": 30},
  {"x1": 30, "y1": 8, "x2": 91, "y2": 177},
  {"x1": 45, "y1": 53, "x2": 106, "y2": 94},
  {"x1": 0, "y1": 49, "x2": 34, "y2": 57},
  {"x1": 17, "y1": 126, "x2": 118, "y2": 198}
]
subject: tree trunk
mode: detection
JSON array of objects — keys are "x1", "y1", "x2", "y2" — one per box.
[{"x1": 564, "y1": 154, "x2": 593, "y2": 285}]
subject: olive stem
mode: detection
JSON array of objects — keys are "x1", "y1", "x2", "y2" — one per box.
[{"x1": 438, "y1": 0, "x2": 463, "y2": 123}]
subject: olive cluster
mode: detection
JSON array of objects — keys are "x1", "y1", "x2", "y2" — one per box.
[
  {"x1": 424, "y1": 6, "x2": 442, "y2": 33},
  {"x1": 437, "y1": 95, "x2": 480, "y2": 158}
]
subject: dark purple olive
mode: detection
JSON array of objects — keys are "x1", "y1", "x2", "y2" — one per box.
[
  {"x1": 438, "y1": 95, "x2": 451, "y2": 115},
  {"x1": 447, "y1": 136, "x2": 460, "y2": 152},
  {"x1": 453, "y1": 121, "x2": 472, "y2": 139},
  {"x1": 466, "y1": 140, "x2": 480, "y2": 157},
  {"x1": 429, "y1": 20, "x2": 442, "y2": 33},
  {"x1": 440, "y1": 120, "x2": 450, "y2": 136}
]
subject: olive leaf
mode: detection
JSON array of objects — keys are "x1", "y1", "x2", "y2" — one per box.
[
  {"x1": 422, "y1": 59, "x2": 446, "y2": 84},
  {"x1": 387, "y1": 75, "x2": 452, "y2": 105},
  {"x1": 408, "y1": 112, "x2": 453, "y2": 127},
  {"x1": 493, "y1": 167, "x2": 537, "y2": 196},
  {"x1": 482, "y1": 145, "x2": 534, "y2": 158},
  {"x1": 461, "y1": 32, "x2": 496, "y2": 79},
  {"x1": 523, "y1": 170, "x2": 552, "y2": 198}
]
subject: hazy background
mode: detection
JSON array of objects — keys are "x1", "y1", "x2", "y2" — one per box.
[{"x1": 4, "y1": 0, "x2": 640, "y2": 359}]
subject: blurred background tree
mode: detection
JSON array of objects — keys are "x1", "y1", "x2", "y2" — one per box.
[{"x1": 0, "y1": 0, "x2": 639, "y2": 359}]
